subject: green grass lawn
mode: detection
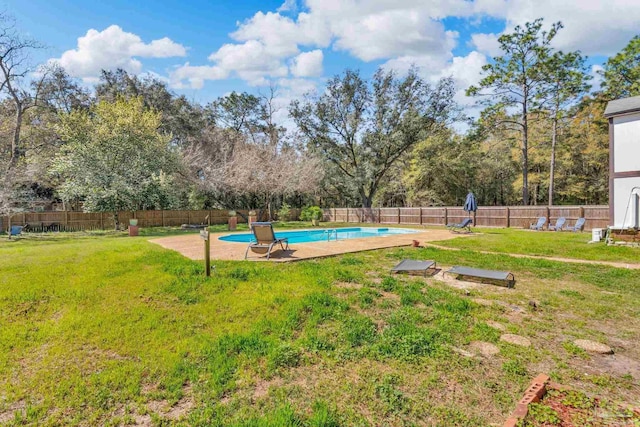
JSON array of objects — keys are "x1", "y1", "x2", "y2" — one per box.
[
  {"x1": 1, "y1": 225, "x2": 639, "y2": 426},
  {"x1": 437, "y1": 227, "x2": 640, "y2": 264}
]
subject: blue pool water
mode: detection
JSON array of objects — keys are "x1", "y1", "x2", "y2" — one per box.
[{"x1": 219, "y1": 227, "x2": 419, "y2": 244}]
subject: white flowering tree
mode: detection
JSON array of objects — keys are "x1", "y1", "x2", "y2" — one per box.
[{"x1": 53, "y1": 97, "x2": 179, "y2": 229}]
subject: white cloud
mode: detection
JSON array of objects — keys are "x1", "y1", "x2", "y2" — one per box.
[
  {"x1": 271, "y1": 78, "x2": 320, "y2": 126},
  {"x1": 169, "y1": 0, "x2": 640, "y2": 100},
  {"x1": 382, "y1": 50, "x2": 487, "y2": 106},
  {"x1": 277, "y1": 0, "x2": 298, "y2": 13},
  {"x1": 470, "y1": 33, "x2": 501, "y2": 57},
  {"x1": 171, "y1": 11, "x2": 330, "y2": 88},
  {"x1": 300, "y1": 0, "x2": 467, "y2": 62},
  {"x1": 333, "y1": 12, "x2": 457, "y2": 61},
  {"x1": 211, "y1": 40, "x2": 289, "y2": 83},
  {"x1": 229, "y1": 12, "x2": 304, "y2": 57},
  {"x1": 169, "y1": 63, "x2": 228, "y2": 89},
  {"x1": 474, "y1": 0, "x2": 640, "y2": 56},
  {"x1": 51, "y1": 25, "x2": 187, "y2": 82},
  {"x1": 437, "y1": 51, "x2": 488, "y2": 105},
  {"x1": 174, "y1": 0, "x2": 475, "y2": 87},
  {"x1": 290, "y1": 50, "x2": 323, "y2": 77}
]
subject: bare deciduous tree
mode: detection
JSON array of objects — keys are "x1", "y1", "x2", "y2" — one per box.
[
  {"x1": 184, "y1": 126, "x2": 323, "y2": 218},
  {"x1": 0, "y1": 13, "x2": 48, "y2": 234},
  {"x1": 0, "y1": 13, "x2": 45, "y2": 172}
]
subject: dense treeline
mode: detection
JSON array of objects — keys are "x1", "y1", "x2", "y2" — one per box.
[{"x1": 1, "y1": 13, "x2": 639, "y2": 226}]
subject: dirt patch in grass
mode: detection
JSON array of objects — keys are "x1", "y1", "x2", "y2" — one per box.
[
  {"x1": 585, "y1": 354, "x2": 640, "y2": 379},
  {"x1": 335, "y1": 281, "x2": 363, "y2": 290},
  {"x1": 378, "y1": 289, "x2": 400, "y2": 301},
  {"x1": 0, "y1": 400, "x2": 26, "y2": 424}
]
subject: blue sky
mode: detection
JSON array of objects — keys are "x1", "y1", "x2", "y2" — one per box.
[{"x1": 5, "y1": 0, "x2": 640, "y2": 119}]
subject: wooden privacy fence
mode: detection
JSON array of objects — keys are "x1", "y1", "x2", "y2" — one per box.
[
  {"x1": 1, "y1": 206, "x2": 607, "y2": 232},
  {"x1": 323, "y1": 206, "x2": 609, "y2": 231},
  {"x1": 1, "y1": 208, "x2": 301, "y2": 232}
]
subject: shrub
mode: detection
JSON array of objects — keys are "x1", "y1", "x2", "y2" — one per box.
[
  {"x1": 277, "y1": 203, "x2": 291, "y2": 221},
  {"x1": 301, "y1": 206, "x2": 323, "y2": 221}
]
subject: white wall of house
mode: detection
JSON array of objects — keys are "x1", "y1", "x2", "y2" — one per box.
[
  {"x1": 613, "y1": 113, "x2": 640, "y2": 173},
  {"x1": 613, "y1": 177, "x2": 640, "y2": 228},
  {"x1": 612, "y1": 113, "x2": 640, "y2": 228}
]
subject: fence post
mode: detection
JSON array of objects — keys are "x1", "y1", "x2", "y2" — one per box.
[
  {"x1": 579, "y1": 206, "x2": 585, "y2": 219},
  {"x1": 64, "y1": 210, "x2": 68, "y2": 231},
  {"x1": 506, "y1": 207, "x2": 510, "y2": 228},
  {"x1": 397, "y1": 208, "x2": 401, "y2": 224},
  {"x1": 100, "y1": 212, "x2": 104, "y2": 229},
  {"x1": 346, "y1": 209, "x2": 349, "y2": 223},
  {"x1": 443, "y1": 207, "x2": 448, "y2": 226},
  {"x1": 419, "y1": 207, "x2": 423, "y2": 225}
]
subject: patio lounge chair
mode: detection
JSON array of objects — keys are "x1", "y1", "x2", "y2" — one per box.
[
  {"x1": 565, "y1": 217, "x2": 586, "y2": 232},
  {"x1": 445, "y1": 266, "x2": 515, "y2": 288},
  {"x1": 529, "y1": 217, "x2": 546, "y2": 231},
  {"x1": 391, "y1": 259, "x2": 437, "y2": 277},
  {"x1": 244, "y1": 222, "x2": 289, "y2": 260},
  {"x1": 548, "y1": 217, "x2": 566, "y2": 231},
  {"x1": 447, "y1": 217, "x2": 473, "y2": 233}
]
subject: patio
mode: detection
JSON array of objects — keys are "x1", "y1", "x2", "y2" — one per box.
[{"x1": 150, "y1": 227, "x2": 466, "y2": 261}]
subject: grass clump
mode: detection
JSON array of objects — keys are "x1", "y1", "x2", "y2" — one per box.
[
  {"x1": 522, "y1": 402, "x2": 561, "y2": 426},
  {"x1": 341, "y1": 315, "x2": 377, "y2": 347},
  {"x1": 356, "y1": 287, "x2": 379, "y2": 308},
  {"x1": 502, "y1": 359, "x2": 528, "y2": 379},
  {"x1": 268, "y1": 344, "x2": 301, "y2": 370},
  {"x1": 375, "y1": 308, "x2": 441, "y2": 360},
  {"x1": 374, "y1": 374, "x2": 407, "y2": 414},
  {"x1": 378, "y1": 276, "x2": 398, "y2": 292}
]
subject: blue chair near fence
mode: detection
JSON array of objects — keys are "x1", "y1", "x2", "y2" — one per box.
[
  {"x1": 565, "y1": 217, "x2": 586, "y2": 232},
  {"x1": 549, "y1": 217, "x2": 566, "y2": 231},
  {"x1": 529, "y1": 217, "x2": 547, "y2": 231},
  {"x1": 9, "y1": 225, "x2": 24, "y2": 237}
]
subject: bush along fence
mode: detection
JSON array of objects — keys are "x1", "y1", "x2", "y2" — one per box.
[
  {"x1": 322, "y1": 206, "x2": 609, "y2": 231},
  {"x1": 1, "y1": 205, "x2": 607, "y2": 233},
  {"x1": 0, "y1": 209, "x2": 301, "y2": 233}
]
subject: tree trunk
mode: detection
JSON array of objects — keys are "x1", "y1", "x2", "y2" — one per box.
[
  {"x1": 360, "y1": 190, "x2": 373, "y2": 208},
  {"x1": 521, "y1": 94, "x2": 529, "y2": 206},
  {"x1": 548, "y1": 116, "x2": 558, "y2": 207},
  {"x1": 266, "y1": 195, "x2": 272, "y2": 221},
  {"x1": 8, "y1": 105, "x2": 23, "y2": 173}
]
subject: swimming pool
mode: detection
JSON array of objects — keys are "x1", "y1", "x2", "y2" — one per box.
[{"x1": 219, "y1": 227, "x2": 419, "y2": 244}]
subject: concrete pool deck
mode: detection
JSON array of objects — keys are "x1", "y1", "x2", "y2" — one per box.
[{"x1": 150, "y1": 227, "x2": 468, "y2": 262}]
